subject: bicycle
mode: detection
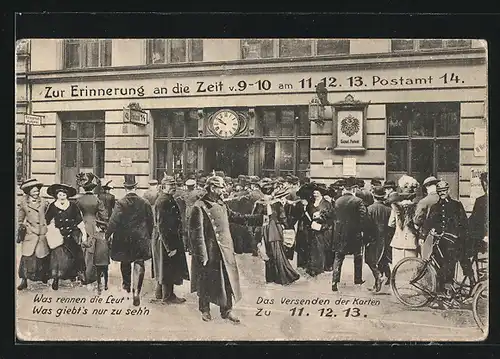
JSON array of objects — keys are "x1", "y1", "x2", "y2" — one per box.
[{"x1": 390, "y1": 230, "x2": 488, "y2": 332}]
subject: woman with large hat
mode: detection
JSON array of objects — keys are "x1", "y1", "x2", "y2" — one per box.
[
  {"x1": 252, "y1": 179, "x2": 300, "y2": 285},
  {"x1": 45, "y1": 182, "x2": 87, "y2": 290},
  {"x1": 17, "y1": 179, "x2": 51, "y2": 290}
]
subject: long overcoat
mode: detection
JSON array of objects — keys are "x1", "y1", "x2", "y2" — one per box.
[
  {"x1": 413, "y1": 192, "x2": 440, "y2": 258},
  {"x1": 364, "y1": 201, "x2": 392, "y2": 267},
  {"x1": 226, "y1": 191, "x2": 255, "y2": 254},
  {"x1": 189, "y1": 194, "x2": 263, "y2": 306},
  {"x1": 98, "y1": 192, "x2": 116, "y2": 222},
  {"x1": 153, "y1": 192, "x2": 189, "y2": 285},
  {"x1": 468, "y1": 194, "x2": 488, "y2": 254},
  {"x1": 106, "y1": 192, "x2": 154, "y2": 262},
  {"x1": 143, "y1": 188, "x2": 160, "y2": 277},
  {"x1": 75, "y1": 192, "x2": 109, "y2": 280},
  {"x1": 333, "y1": 193, "x2": 366, "y2": 254},
  {"x1": 17, "y1": 196, "x2": 50, "y2": 258}
]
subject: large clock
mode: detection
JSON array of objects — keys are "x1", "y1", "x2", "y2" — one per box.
[{"x1": 210, "y1": 109, "x2": 240, "y2": 139}]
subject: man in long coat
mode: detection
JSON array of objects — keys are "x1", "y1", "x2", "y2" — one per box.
[
  {"x1": 189, "y1": 176, "x2": 265, "y2": 323},
  {"x1": 364, "y1": 186, "x2": 392, "y2": 292},
  {"x1": 153, "y1": 175, "x2": 190, "y2": 304},
  {"x1": 469, "y1": 172, "x2": 488, "y2": 255},
  {"x1": 143, "y1": 179, "x2": 161, "y2": 294},
  {"x1": 413, "y1": 176, "x2": 440, "y2": 259},
  {"x1": 331, "y1": 177, "x2": 367, "y2": 291},
  {"x1": 106, "y1": 174, "x2": 153, "y2": 307}
]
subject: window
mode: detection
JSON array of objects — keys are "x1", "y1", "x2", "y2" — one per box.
[
  {"x1": 391, "y1": 39, "x2": 472, "y2": 52},
  {"x1": 16, "y1": 139, "x2": 26, "y2": 183},
  {"x1": 60, "y1": 112, "x2": 105, "y2": 189},
  {"x1": 316, "y1": 39, "x2": 349, "y2": 56},
  {"x1": 386, "y1": 103, "x2": 460, "y2": 198},
  {"x1": 153, "y1": 110, "x2": 199, "y2": 180},
  {"x1": 147, "y1": 39, "x2": 203, "y2": 64},
  {"x1": 241, "y1": 39, "x2": 275, "y2": 59},
  {"x1": 279, "y1": 39, "x2": 312, "y2": 58},
  {"x1": 64, "y1": 39, "x2": 112, "y2": 69},
  {"x1": 241, "y1": 39, "x2": 350, "y2": 60},
  {"x1": 261, "y1": 107, "x2": 310, "y2": 178}
]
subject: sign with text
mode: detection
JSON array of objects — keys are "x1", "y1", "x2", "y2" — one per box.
[
  {"x1": 123, "y1": 107, "x2": 148, "y2": 126},
  {"x1": 342, "y1": 157, "x2": 357, "y2": 176},
  {"x1": 24, "y1": 114, "x2": 44, "y2": 126},
  {"x1": 120, "y1": 158, "x2": 133, "y2": 167},
  {"x1": 470, "y1": 168, "x2": 486, "y2": 202},
  {"x1": 474, "y1": 127, "x2": 487, "y2": 157},
  {"x1": 33, "y1": 64, "x2": 486, "y2": 102}
]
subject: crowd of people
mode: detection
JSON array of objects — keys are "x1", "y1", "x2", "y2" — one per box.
[{"x1": 16, "y1": 169, "x2": 488, "y2": 322}]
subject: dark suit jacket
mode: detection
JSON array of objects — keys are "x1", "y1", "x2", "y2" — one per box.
[{"x1": 333, "y1": 193, "x2": 366, "y2": 254}]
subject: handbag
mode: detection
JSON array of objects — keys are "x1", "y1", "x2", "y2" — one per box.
[
  {"x1": 282, "y1": 229, "x2": 296, "y2": 248},
  {"x1": 46, "y1": 222, "x2": 64, "y2": 249},
  {"x1": 17, "y1": 224, "x2": 27, "y2": 243}
]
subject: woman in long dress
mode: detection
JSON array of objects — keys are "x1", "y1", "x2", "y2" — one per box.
[
  {"x1": 389, "y1": 175, "x2": 420, "y2": 268},
  {"x1": 253, "y1": 180, "x2": 300, "y2": 285},
  {"x1": 17, "y1": 179, "x2": 51, "y2": 290},
  {"x1": 45, "y1": 184, "x2": 87, "y2": 290}
]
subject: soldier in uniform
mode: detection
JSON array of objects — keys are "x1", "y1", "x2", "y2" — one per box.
[
  {"x1": 184, "y1": 176, "x2": 204, "y2": 255},
  {"x1": 423, "y1": 180, "x2": 472, "y2": 294},
  {"x1": 189, "y1": 176, "x2": 266, "y2": 323},
  {"x1": 105, "y1": 175, "x2": 154, "y2": 306},
  {"x1": 153, "y1": 175, "x2": 190, "y2": 304}
]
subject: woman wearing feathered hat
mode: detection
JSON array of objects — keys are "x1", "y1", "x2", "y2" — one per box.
[
  {"x1": 45, "y1": 182, "x2": 87, "y2": 290},
  {"x1": 75, "y1": 173, "x2": 109, "y2": 293},
  {"x1": 252, "y1": 179, "x2": 300, "y2": 285},
  {"x1": 17, "y1": 178, "x2": 51, "y2": 290},
  {"x1": 388, "y1": 175, "x2": 420, "y2": 268}
]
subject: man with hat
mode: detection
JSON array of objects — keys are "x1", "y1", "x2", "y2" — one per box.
[
  {"x1": 105, "y1": 174, "x2": 154, "y2": 306},
  {"x1": 355, "y1": 179, "x2": 374, "y2": 207},
  {"x1": 99, "y1": 179, "x2": 116, "y2": 222},
  {"x1": 189, "y1": 175, "x2": 267, "y2": 323},
  {"x1": 331, "y1": 176, "x2": 367, "y2": 291},
  {"x1": 469, "y1": 171, "x2": 488, "y2": 255},
  {"x1": 364, "y1": 186, "x2": 392, "y2": 292},
  {"x1": 143, "y1": 179, "x2": 160, "y2": 281},
  {"x1": 152, "y1": 174, "x2": 190, "y2": 304},
  {"x1": 423, "y1": 180, "x2": 472, "y2": 295},
  {"x1": 17, "y1": 178, "x2": 51, "y2": 290},
  {"x1": 183, "y1": 175, "x2": 205, "y2": 254},
  {"x1": 413, "y1": 176, "x2": 440, "y2": 259},
  {"x1": 383, "y1": 180, "x2": 397, "y2": 199}
]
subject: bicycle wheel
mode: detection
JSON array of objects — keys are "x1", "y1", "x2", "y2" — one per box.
[
  {"x1": 391, "y1": 257, "x2": 437, "y2": 308},
  {"x1": 472, "y1": 283, "x2": 488, "y2": 333}
]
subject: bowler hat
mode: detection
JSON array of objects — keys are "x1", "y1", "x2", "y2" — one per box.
[
  {"x1": 206, "y1": 176, "x2": 225, "y2": 188},
  {"x1": 373, "y1": 186, "x2": 386, "y2": 199},
  {"x1": 422, "y1": 176, "x2": 439, "y2": 187},
  {"x1": 47, "y1": 183, "x2": 77, "y2": 199},
  {"x1": 344, "y1": 177, "x2": 357, "y2": 189},
  {"x1": 20, "y1": 178, "x2": 44, "y2": 195},
  {"x1": 123, "y1": 174, "x2": 138, "y2": 189}
]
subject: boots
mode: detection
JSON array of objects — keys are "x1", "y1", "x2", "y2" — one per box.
[
  {"x1": 17, "y1": 278, "x2": 28, "y2": 291},
  {"x1": 132, "y1": 262, "x2": 145, "y2": 307},
  {"x1": 155, "y1": 283, "x2": 163, "y2": 300},
  {"x1": 52, "y1": 278, "x2": 59, "y2": 291}
]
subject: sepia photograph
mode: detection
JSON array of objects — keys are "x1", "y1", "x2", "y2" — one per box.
[{"x1": 15, "y1": 38, "x2": 488, "y2": 341}]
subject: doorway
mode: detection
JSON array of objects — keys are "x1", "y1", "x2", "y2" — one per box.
[{"x1": 205, "y1": 140, "x2": 249, "y2": 177}]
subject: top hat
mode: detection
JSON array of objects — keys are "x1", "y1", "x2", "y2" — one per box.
[
  {"x1": 206, "y1": 176, "x2": 225, "y2": 188},
  {"x1": 344, "y1": 177, "x2": 357, "y2": 189},
  {"x1": 47, "y1": 183, "x2": 77, "y2": 199},
  {"x1": 422, "y1": 176, "x2": 439, "y2": 187},
  {"x1": 123, "y1": 174, "x2": 138, "y2": 189},
  {"x1": 373, "y1": 186, "x2": 386, "y2": 199},
  {"x1": 20, "y1": 178, "x2": 44, "y2": 195},
  {"x1": 436, "y1": 180, "x2": 450, "y2": 192},
  {"x1": 383, "y1": 180, "x2": 397, "y2": 189}
]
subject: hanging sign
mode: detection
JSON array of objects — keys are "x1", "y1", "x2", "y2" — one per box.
[
  {"x1": 342, "y1": 157, "x2": 357, "y2": 176},
  {"x1": 470, "y1": 168, "x2": 486, "y2": 202},
  {"x1": 332, "y1": 95, "x2": 369, "y2": 152},
  {"x1": 123, "y1": 103, "x2": 149, "y2": 126},
  {"x1": 120, "y1": 158, "x2": 133, "y2": 167}
]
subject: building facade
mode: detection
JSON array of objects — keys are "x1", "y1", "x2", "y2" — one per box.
[{"x1": 17, "y1": 38, "x2": 488, "y2": 213}]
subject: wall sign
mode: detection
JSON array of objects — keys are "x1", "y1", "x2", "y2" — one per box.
[
  {"x1": 123, "y1": 103, "x2": 149, "y2": 126},
  {"x1": 332, "y1": 94, "x2": 370, "y2": 152},
  {"x1": 120, "y1": 158, "x2": 133, "y2": 167},
  {"x1": 24, "y1": 114, "x2": 44, "y2": 126},
  {"x1": 342, "y1": 157, "x2": 357, "y2": 176},
  {"x1": 470, "y1": 168, "x2": 486, "y2": 202},
  {"x1": 473, "y1": 127, "x2": 487, "y2": 157}
]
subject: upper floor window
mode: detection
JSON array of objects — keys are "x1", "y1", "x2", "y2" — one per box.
[
  {"x1": 147, "y1": 39, "x2": 203, "y2": 64},
  {"x1": 241, "y1": 39, "x2": 349, "y2": 60},
  {"x1": 64, "y1": 39, "x2": 112, "y2": 69},
  {"x1": 391, "y1": 39, "x2": 472, "y2": 52},
  {"x1": 16, "y1": 39, "x2": 30, "y2": 56}
]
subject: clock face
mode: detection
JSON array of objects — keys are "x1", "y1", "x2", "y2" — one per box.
[{"x1": 212, "y1": 110, "x2": 240, "y2": 139}]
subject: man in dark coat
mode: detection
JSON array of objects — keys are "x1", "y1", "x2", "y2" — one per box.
[
  {"x1": 153, "y1": 175, "x2": 190, "y2": 304},
  {"x1": 106, "y1": 174, "x2": 154, "y2": 307},
  {"x1": 469, "y1": 172, "x2": 488, "y2": 255},
  {"x1": 143, "y1": 180, "x2": 160, "y2": 207},
  {"x1": 189, "y1": 176, "x2": 266, "y2": 323},
  {"x1": 423, "y1": 180, "x2": 472, "y2": 293},
  {"x1": 331, "y1": 177, "x2": 367, "y2": 292},
  {"x1": 364, "y1": 186, "x2": 392, "y2": 292},
  {"x1": 143, "y1": 179, "x2": 160, "y2": 288}
]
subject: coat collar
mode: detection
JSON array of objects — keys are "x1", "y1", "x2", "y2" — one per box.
[{"x1": 26, "y1": 196, "x2": 42, "y2": 211}]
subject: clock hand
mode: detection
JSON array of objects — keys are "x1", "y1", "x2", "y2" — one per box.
[{"x1": 219, "y1": 119, "x2": 227, "y2": 126}]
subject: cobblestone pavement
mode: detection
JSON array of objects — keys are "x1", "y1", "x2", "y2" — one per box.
[{"x1": 15, "y1": 249, "x2": 485, "y2": 342}]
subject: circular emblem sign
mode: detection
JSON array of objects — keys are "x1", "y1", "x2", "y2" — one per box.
[{"x1": 340, "y1": 115, "x2": 360, "y2": 137}]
